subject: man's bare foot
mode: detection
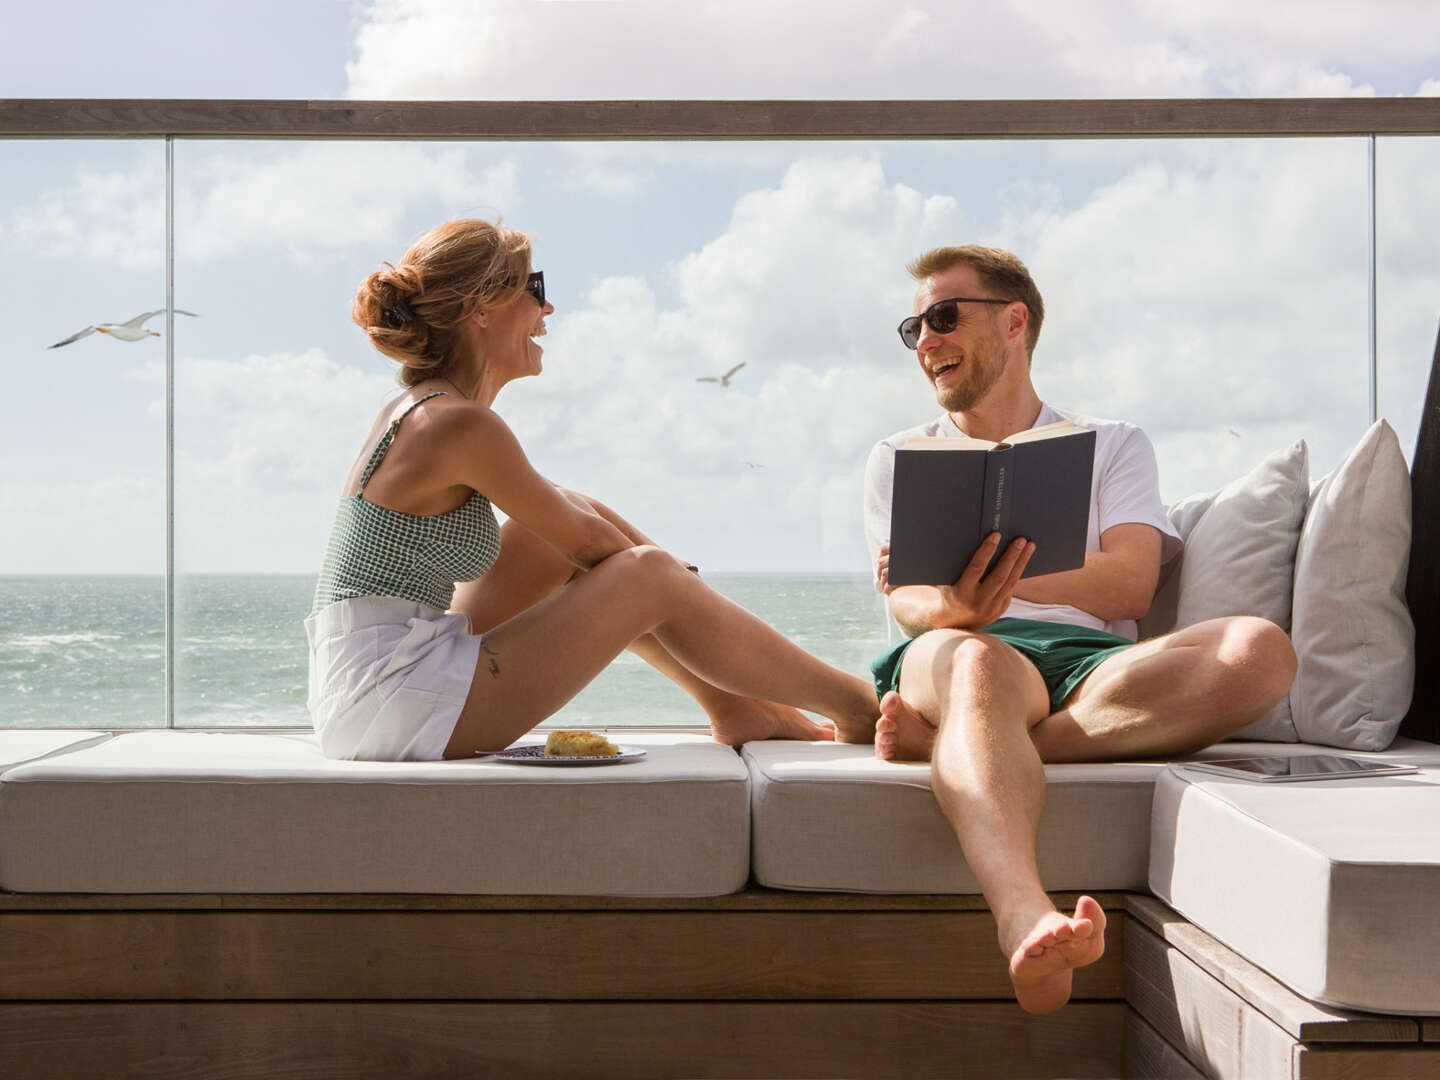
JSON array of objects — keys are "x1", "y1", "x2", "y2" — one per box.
[
  {"x1": 874, "y1": 691, "x2": 937, "y2": 762},
  {"x1": 1004, "y1": 896, "x2": 1107, "y2": 1014},
  {"x1": 708, "y1": 697, "x2": 836, "y2": 747}
]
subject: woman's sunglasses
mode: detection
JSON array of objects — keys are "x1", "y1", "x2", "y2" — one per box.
[
  {"x1": 524, "y1": 270, "x2": 545, "y2": 307},
  {"x1": 897, "y1": 296, "x2": 1014, "y2": 350}
]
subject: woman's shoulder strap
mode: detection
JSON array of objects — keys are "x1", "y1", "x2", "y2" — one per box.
[{"x1": 357, "y1": 391, "x2": 449, "y2": 491}]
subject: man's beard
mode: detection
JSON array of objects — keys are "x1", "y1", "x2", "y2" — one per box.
[{"x1": 933, "y1": 335, "x2": 1007, "y2": 412}]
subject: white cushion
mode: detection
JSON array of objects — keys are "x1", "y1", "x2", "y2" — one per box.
[
  {"x1": 1290, "y1": 420, "x2": 1414, "y2": 750},
  {"x1": 745, "y1": 740, "x2": 1168, "y2": 893},
  {"x1": 1139, "y1": 441, "x2": 1310, "y2": 742},
  {"x1": 0, "y1": 730, "x2": 110, "y2": 773},
  {"x1": 1149, "y1": 738, "x2": 1440, "y2": 1014},
  {"x1": 0, "y1": 731, "x2": 112, "y2": 885},
  {"x1": 0, "y1": 730, "x2": 750, "y2": 896}
]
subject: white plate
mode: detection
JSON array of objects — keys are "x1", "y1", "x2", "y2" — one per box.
[{"x1": 480, "y1": 744, "x2": 647, "y2": 766}]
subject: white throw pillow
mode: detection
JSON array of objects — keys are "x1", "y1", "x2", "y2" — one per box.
[
  {"x1": 1289, "y1": 420, "x2": 1415, "y2": 750},
  {"x1": 1140, "y1": 440, "x2": 1310, "y2": 741}
]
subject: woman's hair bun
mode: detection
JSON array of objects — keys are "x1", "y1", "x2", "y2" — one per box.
[
  {"x1": 352, "y1": 262, "x2": 432, "y2": 370},
  {"x1": 352, "y1": 219, "x2": 533, "y2": 385}
]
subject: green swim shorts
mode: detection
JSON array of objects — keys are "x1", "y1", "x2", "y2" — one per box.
[{"x1": 869, "y1": 617, "x2": 1134, "y2": 714}]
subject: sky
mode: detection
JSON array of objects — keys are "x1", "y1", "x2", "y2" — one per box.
[{"x1": 2, "y1": 1, "x2": 1439, "y2": 576}]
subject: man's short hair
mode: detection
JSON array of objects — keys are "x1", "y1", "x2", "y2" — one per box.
[{"x1": 907, "y1": 246, "x2": 1045, "y2": 357}]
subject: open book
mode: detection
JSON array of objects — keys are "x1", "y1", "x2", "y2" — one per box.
[{"x1": 886, "y1": 420, "x2": 1096, "y2": 587}]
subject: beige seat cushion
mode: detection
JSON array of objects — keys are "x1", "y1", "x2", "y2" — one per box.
[
  {"x1": 0, "y1": 730, "x2": 749, "y2": 896},
  {"x1": 1149, "y1": 737, "x2": 1440, "y2": 1014},
  {"x1": 0, "y1": 731, "x2": 112, "y2": 885},
  {"x1": 745, "y1": 740, "x2": 1170, "y2": 893},
  {"x1": 0, "y1": 731, "x2": 110, "y2": 773}
]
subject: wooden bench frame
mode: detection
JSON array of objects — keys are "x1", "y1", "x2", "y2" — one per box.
[
  {"x1": 2, "y1": 889, "x2": 1438, "y2": 1078},
  {"x1": 0, "y1": 889, "x2": 1126, "y2": 1077}
]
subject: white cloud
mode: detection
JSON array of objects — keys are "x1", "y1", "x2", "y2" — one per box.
[
  {"x1": 181, "y1": 145, "x2": 517, "y2": 266},
  {"x1": 10, "y1": 144, "x2": 518, "y2": 269},
  {"x1": 502, "y1": 156, "x2": 961, "y2": 569},
  {"x1": 986, "y1": 137, "x2": 1429, "y2": 499},
  {"x1": 0, "y1": 472, "x2": 163, "y2": 574},
  {"x1": 171, "y1": 348, "x2": 398, "y2": 571},
  {"x1": 344, "y1": 0, "x2": 1439, "y2": 100},
  {"x1": 504, "y1": 136, "x2": 1437, "y2": 569},
  {"x1": 11, "y1": 161, "x2": 165, "y2": 271},
  {"x1": 13, "y1": 136, "x2": 1439, "y2": 574}
]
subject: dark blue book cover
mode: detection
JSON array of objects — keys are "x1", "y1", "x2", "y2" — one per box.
[{"x1": 887, "y1": 423, "x2": 1096, "y2": 586}]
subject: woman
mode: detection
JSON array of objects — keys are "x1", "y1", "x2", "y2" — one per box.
[{"x1": 306, "y1": 218, "x2": 880, "y2": 760}]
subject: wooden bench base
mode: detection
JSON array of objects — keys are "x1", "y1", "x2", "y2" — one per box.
[
  {"x1": 1125, "y1": 894, "x2": 1440, "y2": 1079},
  {"x1": 2, "y1": 889, "x2": 1437, "y2": 1078},
  {"x1": 0, "y1": 889, "x2": 1123, "y2": 1078}
]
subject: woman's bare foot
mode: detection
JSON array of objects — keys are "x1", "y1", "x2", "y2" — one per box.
[
  {"x1": 874, "y1": 691, "x2": 938, "y2": 762},
  {"x1": 1004, "y1": 896, "x2": 1107, "y2": 1014},
  {"x1": 708, "y1": 697, "x2": 836, "y2": 747}
]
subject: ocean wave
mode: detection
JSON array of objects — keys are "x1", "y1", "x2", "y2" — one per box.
[{"x1": 6, "y1": 632, "x2": 124, "y2": 649}]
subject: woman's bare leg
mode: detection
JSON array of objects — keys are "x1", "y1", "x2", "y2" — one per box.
[
  {"x1": 451, "y1": 497, "x2": 835, "y2": 744},
  {"x1": 623, "y1": 634, "x2": 836, "y2": 744},
  {"x1": 444, "y1": 545, "x2": 878, "y2": 757}
]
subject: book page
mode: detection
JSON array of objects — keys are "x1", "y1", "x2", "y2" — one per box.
[
  {"x1": 1004, "y1": 420, "x2": 1087, "y2": 445},
  {"x1": 901, "y1": 435, "x2": 997, "y2": 451}
]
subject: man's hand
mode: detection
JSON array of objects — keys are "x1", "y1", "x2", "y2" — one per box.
[{"x1": 879, "y1": 533, "x2": 1035, "y2": 633}]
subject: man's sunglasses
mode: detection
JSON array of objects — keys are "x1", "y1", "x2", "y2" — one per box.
[
  {"x1": 897, "y1": 296, "x2": 1014, "y2": 350},
  {"x1": 524, "y1": 270, "x2": 545, "y2": 307}
]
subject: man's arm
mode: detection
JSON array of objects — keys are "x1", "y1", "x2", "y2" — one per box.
[{"x1": 1010, "y1": 522, "x2": 1162, "y2": 622}]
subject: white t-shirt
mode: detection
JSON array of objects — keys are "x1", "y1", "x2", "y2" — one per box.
[{"x1": 863, "y1": 404, "x2": 1182, "y2": 641}]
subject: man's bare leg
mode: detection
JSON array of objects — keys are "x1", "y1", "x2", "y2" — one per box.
[
  {"x1": 890, "y1": 629, "x2": 1100, "y2": 1012},
  {"x1": 451, "y1": 509, "x2": 836, "y2": 745},
  {"x1": 1031, "y1": 616, "x2": 1298, "y2": 761},
  {"x1": 880, "y1": 615, "x2": 1295, "y2": 1012}
]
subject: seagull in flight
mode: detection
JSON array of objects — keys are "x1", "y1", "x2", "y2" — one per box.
[
  {"x1": 697, "y1": 361, "x2": 746, "y2": 387},
  {"x1": 48, "y1": 309, "x2": 198, "y2": 350}
]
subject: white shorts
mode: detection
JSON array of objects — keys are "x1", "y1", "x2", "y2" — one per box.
[{"x1": 304, "y1": 596, "x2": 484, "y2": 761}]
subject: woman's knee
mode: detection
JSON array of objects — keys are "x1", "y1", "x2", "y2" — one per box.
[{"x1": 593, "y1": 544, "x2": 690, "y2": 591}]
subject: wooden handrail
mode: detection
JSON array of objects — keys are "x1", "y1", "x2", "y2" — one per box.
[{"x1": 3, "y1": 97, "x2": 1440, "y2": 139}]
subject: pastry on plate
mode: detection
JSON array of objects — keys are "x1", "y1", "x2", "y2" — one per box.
[{"x1": 544, "y1": 730, "x2": 619, "y2": 757}]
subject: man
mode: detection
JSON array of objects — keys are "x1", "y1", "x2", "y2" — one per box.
[{"x1": 861, "y1": 246, "x2": 1296, "y2": 1015}]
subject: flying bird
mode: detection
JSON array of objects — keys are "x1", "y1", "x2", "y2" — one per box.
[
  {"x1": 697, "y1": 362, "x2": 746, "y2": 387},
  {"x1": 48, "y1": 309, "x2": 198, "y2": 350}
]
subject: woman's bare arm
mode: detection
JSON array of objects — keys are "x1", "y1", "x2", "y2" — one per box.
[{"x1": 438, "y1": 405, "x2": 632, "y2": 569}]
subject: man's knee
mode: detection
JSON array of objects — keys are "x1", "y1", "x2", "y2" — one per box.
[
  {"x1": 1210, "y1": 616, "x2": 1297, "y2": 712},
  {"x1": 903, "y1": 629, "x2": 1041, "y2": 721},
  {"x1": 1175, "y1": 616, "x2": 1301, "y2": 728},
  {"x1": 909, "y1": 628, "x2": 1010, "y2": 677}
]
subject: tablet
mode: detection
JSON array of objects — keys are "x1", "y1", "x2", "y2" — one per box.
[{"x1": 1178, "y1": 754, "x2": 1420, "y2": 783}]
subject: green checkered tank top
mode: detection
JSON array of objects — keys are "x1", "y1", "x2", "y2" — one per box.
[{"x1": 311, "y1": 392, "x2": 502, "y2": 614}]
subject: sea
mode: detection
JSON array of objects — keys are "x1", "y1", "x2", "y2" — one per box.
[{"x1": 0, "y1": 574, "x2": 895, "y2": 731}]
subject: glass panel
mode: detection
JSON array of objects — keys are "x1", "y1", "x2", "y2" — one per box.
[
  {"x1": 50, "y1": 131, "x2": 1366, "y2": 734},
  {"x1": 1377, "y1": 135, "x2": 1440, "y2": 464},
  {"x1": 0, "y1": 138, "x2": 167, "y2": 728}
]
